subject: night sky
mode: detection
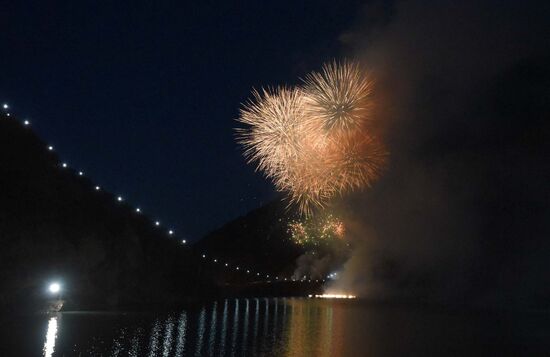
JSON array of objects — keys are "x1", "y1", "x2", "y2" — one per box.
[{"x1": 0, "y1": 1, "x2": 365, "y2": 240}]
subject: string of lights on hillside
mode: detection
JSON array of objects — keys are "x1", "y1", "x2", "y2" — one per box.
[{"x1": 1, "y1": 102, "x2": 333, "y2": 285}]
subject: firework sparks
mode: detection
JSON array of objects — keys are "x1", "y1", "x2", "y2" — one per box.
[
  {"x1": 236, "y1": 61, "x2": 387, "y2": 215},
  {"x1": 236, "y1": 87, "x2": 307, "y2": 181},
  {"x1": 303, "y1": 60, "x2": 373, "y2": 133},
  {"x1": 288, "y1": 214, "x2": 345, "y2": 247}
]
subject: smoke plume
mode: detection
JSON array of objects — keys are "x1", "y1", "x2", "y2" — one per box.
[{"x1": 328, "y1": 0, "x2": 550, "y2": 308}]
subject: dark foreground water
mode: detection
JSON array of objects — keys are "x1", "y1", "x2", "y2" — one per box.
[{"x1": 3, "y1": 298, "x2": 549, "y2": 356}]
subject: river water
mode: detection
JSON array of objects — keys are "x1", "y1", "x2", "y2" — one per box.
[{"x1": 3, "y1": 298, "x2": 549, "y2": 356}]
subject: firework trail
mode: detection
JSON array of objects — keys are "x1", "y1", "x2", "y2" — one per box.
[{"x1": 236, "y1": 61, "x2": 387, "y2": 215}]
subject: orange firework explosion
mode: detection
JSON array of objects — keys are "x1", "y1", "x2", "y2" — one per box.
[
  {"x1": 236, "y1": 61, "x2": 387, "y2": 215},
  {"x1": 303, "y1": 60, "x2": 374, "y2": 133},
  {"x1": 236, "y1": 87, "x2": 308, "y2": 182}
]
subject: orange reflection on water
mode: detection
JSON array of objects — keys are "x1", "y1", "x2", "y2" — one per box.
[{"x1": 283, "y1": 299, "x2": 345, "y2": 357}]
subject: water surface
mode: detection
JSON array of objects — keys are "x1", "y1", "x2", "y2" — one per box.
[{"x1": 3, "y1": 298, "x2": 549, "y2": 356}]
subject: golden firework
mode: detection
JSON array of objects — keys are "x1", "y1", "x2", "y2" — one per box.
[
  {"x1": 236, "y1": 61, "x2": 387, "y2": 215},
  {"x1": 303, "y1": 60, "x2": 374, "y2": 133}
]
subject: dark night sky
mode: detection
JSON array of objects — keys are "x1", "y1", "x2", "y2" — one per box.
[{"x1": 0, "y1": 1, "x2": 365, "y2": 240}]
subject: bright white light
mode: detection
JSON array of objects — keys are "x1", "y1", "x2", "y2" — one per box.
[
  {"x1": 78, "y1": 171, "x2": 84, "y2": 176},
  {"x1": 168, "y1": 230, "x2": 174, "y2": 235},
  {"x1": 214, "y1": 259, "x2": 217, "y2": 263},
  {"x1": 117, "y1": 196, "x2": 123, "y2": 202},
  {"x1": 48, "y1": 146, "x2": 54, "y2": 151},
  {"x1": 155, "y1": 221, "x2": 160, "y2": 226},
  {"x1": 136, "y1": 208, "x2": 141, "y2": 213},
  {"x1": 62, "y1": 163, "x2": 68, "y2": 168},
  {"x1": 6, "y1": 113, "x2": 10, "y2": 116},
  {"x1": 225, "y1": 263, "x2": 228, "y2": 267},
  {"x1": 2, "y1": 104, "x2": 8, "y2": 109},
  {"x1": 43, "y1": 317, "x2": 58, "y2": 357},
  {"x1": 95, "y1": 186, "x2": 100, "y2": 191},
  {"x1": 202, "y1": 254, "x2": 206, "y2": 258},
  {"x1": 24, "y1": 120, "x2": 30, "y2": 125},
  {"x1": 182, "y1": 239, "x2": 186, "y2": 244},
  {"x1": 48, "y1": 282, "x2": 61, "y2": 294},
  {"x1": 256, "y1": 273, "x2": 259, "y2": 276},
  {"x1": 246, "y1": 270, "x2": 250, "y2": 273},
  {"x1": 236, "y1": 267, "x2": 239, "y2": 270}
]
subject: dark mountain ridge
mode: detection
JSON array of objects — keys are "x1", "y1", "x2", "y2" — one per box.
[
  {"x1": 0, "y1": 111, "x2": 320, "y2": 311},
  {"x1": 0, "y1": 113, "x2": 214, "y2": 310}
]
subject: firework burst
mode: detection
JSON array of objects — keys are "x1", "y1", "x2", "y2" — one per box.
[
  {"x1": 236, "y1": 87, "x2": 307, "y2": 181},
  {"x1": 303, "y1": 60, "x2": 374, "y2": 133},
  {"x1": 236, "y1": 61, "x2": 387, "y2": 215},
  {"x1": 288, "y1": 213, "x2": 346, "y2": 247}
]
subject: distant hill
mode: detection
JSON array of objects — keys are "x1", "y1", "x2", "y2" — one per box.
[
  {"x1": 194, "y1": 200, "x2": 305, "y2": 281},
  {"x1": 0, "y1": 112, "x2": 321, "y2": 311},
  {"x1": 0, "y1": 113, "x2": 216, "y2": 310}
]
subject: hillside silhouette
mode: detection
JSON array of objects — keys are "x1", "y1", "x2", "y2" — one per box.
[
  {"x1": 195, "y1": 200, "x2": 305, "y2": 279},
  {"x1": 0, "y1": 114, "x2": 217, "y2": 310},
  {"x1": 0, "y1": 113, "x2": 320, "y2": 311}
]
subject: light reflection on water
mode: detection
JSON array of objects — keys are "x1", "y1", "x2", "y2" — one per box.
[
  {"x1": 27, "y1": 298, "x2": 548, "y2": 356},
  {"x1": 174, "y1": 312, "x2": 187, "y2": 357},
  {"x1": 42, "y1": 316, "x2": 58, "y2": 357}
]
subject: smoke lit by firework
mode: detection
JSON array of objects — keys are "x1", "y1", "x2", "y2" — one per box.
[
  {"x1": 236, "y1": 61, "x2": 387, "y2": 215},
  {"x1": 288, "y1": 213, "x2": 345, "y2": 248}
]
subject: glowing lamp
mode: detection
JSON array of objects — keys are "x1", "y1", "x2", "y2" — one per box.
[
  {"x1": 182, "y1": 239, "x2": 186, "y2": 244},
  {"x1": 95, "y1": 186, "x2": 100, "y2": 191},
  {"x1": 202, "y1": 254, "x2": 206, "y2": 258},
  {"x1": 48, "y1": 282, "x2": 61, "y2": 294},
  {"x1": 168, "y1": 230, "x2": 174, "y2": 235},
  {"x1": 48, "y1": 146, "x2": 54, "y2": 151},
  {"x1": 155, "y1": 221, "x2": 160, "y2": 226},
  {"x1": 117, "y1": 196, "x2": 123, "y2": 202},
  {"x1": 78, "y1": 171, "x2": 84, "y2": 176},
  {"x1": 62, "y1": 163, "x2": 68, "y2": 168},
  {"x1": 24, "y1": 120, "x2": 30, "y2": 125},
  {"x1": 136, "y1": 208, "x2": 141, "y2": 213},
  {"x1": 2, "y1": 104, "x2": 8, "y2": 109}
]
